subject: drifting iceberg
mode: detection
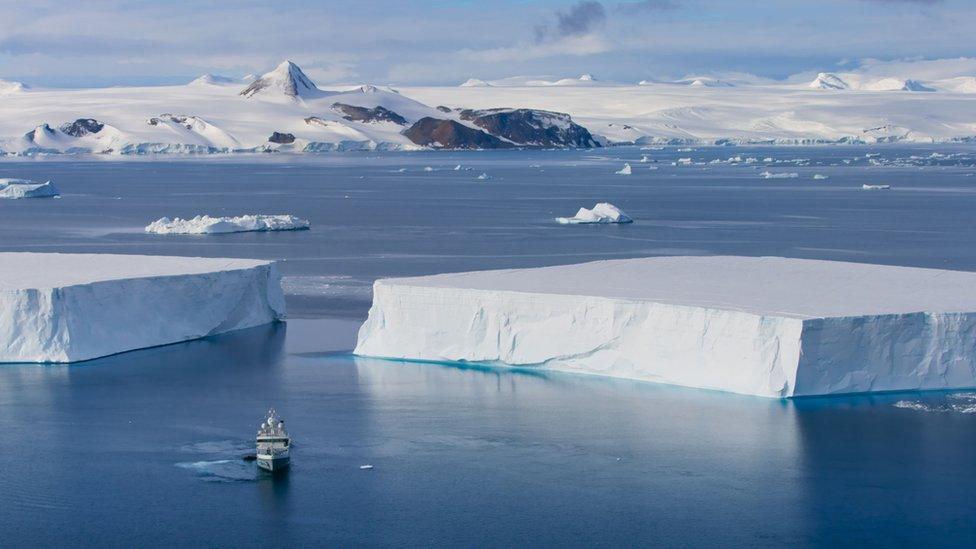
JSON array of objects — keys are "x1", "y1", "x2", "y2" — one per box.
[
  {"x1": 0, "y1": 178, "x2": 59, "y2": 199},
  {"x1": 615, "y1": 163, "x2": 632, "y2": 175},
  {"x1": 146, "y1": 214, "x2": 310, "y2": 235},
  {"x1": 760, "y1": 171, "x2": 799, "y2": 179},
  {"x1": 0, "y1": 253, "x2": 285, "y2": 363},
  {"x1": 556, "y1": 203, "x2": 633, "y2": 224},
  {"x1": 862, "y1": 184, "x2": 891, "y2": 190},
  {"x1": 355, "y1": 256, "x2": 976, "y2": 398}
]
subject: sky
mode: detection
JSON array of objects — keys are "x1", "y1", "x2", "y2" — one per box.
[{"x1": 0, "y1": 0, "x2": 973, "y2": 88}]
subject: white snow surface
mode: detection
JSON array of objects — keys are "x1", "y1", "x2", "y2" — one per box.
[
  {"x1": 145, "y1": 214, "x2": 310, "y2": 234},
  {"x1": 556, "y1": 203, "x2": 633, "y2": 224},
  {"x1": 0, "y1": 253, "x2": 285, "y2": 362},
  {"x1": 1, "y1": 59, "x2": 976, "y2": 154},
  {"x1": 355, "y1": 256, "x2": 976, "y2": 398},
  {"x1": 0, "y1": 178, "x2": 59, "y2": 199}
]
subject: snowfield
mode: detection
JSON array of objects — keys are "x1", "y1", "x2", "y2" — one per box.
[
  {"x1": 0, "y1": 178, "x2": 59, "y2": 199},
  {"x1": 0, "y1": 253, "x2": 285, "y2": 363},
  {"x1": 355, "y1": 256, "x2": 976, "y2": 398},
  {"x1": 0, "y1": 59, "x2": 975, "y2": 155},
  {"x1": 145, "y1": 214, "x2": 310, "y2": 234}
]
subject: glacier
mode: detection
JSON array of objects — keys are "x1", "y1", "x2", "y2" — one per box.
[
  {"x1": 2, "y1": 58, "x2": 976, "y2": 155},
  {"x1": 145, "y1": 214, "x2": 310, "y2": 234},
  {"x1": 0, "y1": 253, "x2": 285, "y2": 363},
  {"x1": 354, "y1": 256, "x2": 976, "y2": 398}
]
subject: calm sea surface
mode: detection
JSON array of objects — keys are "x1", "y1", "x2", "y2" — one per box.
[{"x1": 2, "y1": 147, "x2": 976, "y2": 546}]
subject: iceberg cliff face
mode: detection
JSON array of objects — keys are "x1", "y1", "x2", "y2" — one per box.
[
  {"x1": 0, "y1": 253, "x2": 285, "y2": 363},
  {"x1": 355, "y1": 257, "x2": 976, "y2": 398}
]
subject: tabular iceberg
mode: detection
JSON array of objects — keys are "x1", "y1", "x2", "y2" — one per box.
[
  {"x1": 0, "y1": 178, "x2": 59, "y2": 199},
  {"x1": 355, "y1": 256, "x2": 976, "y2": 398},
  {"x1": 145, "y1": 214, "x2": 310, "y2": 234},
  {"x1": 0, "y1": 253, "x2": 285, "y2": 363}
]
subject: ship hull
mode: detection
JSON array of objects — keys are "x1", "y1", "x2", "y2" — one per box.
[{"x1": 256, "y1": 455, "x2": 290, "y2": 472}]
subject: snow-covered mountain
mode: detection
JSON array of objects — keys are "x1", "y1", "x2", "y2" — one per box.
[
  {"x1": 1, "y1": 59, "x2": 976, "y2": 155},
  {"x1": 239, "y1": 60, "x2": 325, "y2": 100},
  {"x1": 0, "y1": 61, "x2": 597, "y2": 155}
]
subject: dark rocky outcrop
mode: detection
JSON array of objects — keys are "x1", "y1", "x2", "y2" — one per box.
[
  {"x1": 436, "y1": 105, "x2": 453, "y2": 113},
  {"x1": 331, "y1": 103, "x2": 406, "y2": 125},
  {"x1": 268, "y1": 132, "x2": 296, "y2": 144},
  {"x1": 59, "y1": 118, "x2": 104, "y2": 137},
  {"x1": 458, "y1": 108, "x2": 598, "y2": 148},
  {"x1": 148, "y1": 114, "x2": 195, "y2": 129},
  {"x1": 403, "y1": 118, "x2": 512, "y2": 149}
]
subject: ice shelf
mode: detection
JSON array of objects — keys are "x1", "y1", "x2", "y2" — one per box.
[
  {"x1": 355, "y1": 256, "x2": 976, "y2": 398},
  {"x1": 0, "y1": 252, "x2": 285, "y2": 363}
]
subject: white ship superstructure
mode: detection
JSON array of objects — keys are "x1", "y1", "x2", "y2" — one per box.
[{"x1": 256, "y1": 408, "x2": 290, "y2": 472}]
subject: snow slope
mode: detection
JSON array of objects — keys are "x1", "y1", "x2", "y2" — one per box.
[
  {"x1": 403, "y1": 79, "x2": 976, "y2": 145},
  {"x1": 0, "y1": 253, "x2": 285, "y2": 363},
  {"x1": 1, "y1": 59, "x2": 976, "y2": 153},
  {"x1": 355, "y1": 256, "x2": 976, "y2": 398}
]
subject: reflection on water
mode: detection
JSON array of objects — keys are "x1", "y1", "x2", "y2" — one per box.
[{"x1": 1, "y1": 319, "x2": 976, "y2": 546}]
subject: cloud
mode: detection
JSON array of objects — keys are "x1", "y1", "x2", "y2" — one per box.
[
  {"x1": 460, "y1": 34, "x2": 613, "y2": 63},
  {"x1": 618, "y1": 0, "x2": 681, "y2": 11},
  {"x1": 535, "y1": 1, "x2": 607, "y2": 44},
  {"x1": 858, "y1": 0, "x2": 942, "y2": 4}
]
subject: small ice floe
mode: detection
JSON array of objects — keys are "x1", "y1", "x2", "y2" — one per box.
[
  {"x1": 146, "y1": 214, "x2": 310, "y2": 235},
  {"x1": 396, "y1": 168, "x2": 407, "y2": 173},
  {"x1": 813, "y1": 174, "x2": 829, "y2": 180},
  {"x1": 476, "y1": 172, "x2": 491, "y2": 180},
  {"x1": 615, "y1": 163, "x2": 632, "y2": 175},
  {"x1": 639, "y1": 155, "x2": 652, "y2": 163},
  {"x1": 556, "y1": 202, "x2": 633, "y2": 224},
  {"x1": 0, "y1": 178, "x2": 60, "y2": 199},
  {"x1": 862, "y1": 184, "x2": 891, "y2": 190},
  {"x1": 529, "y1": 164, "x2": 542, "y2": 168},
  {"x1": 359, "y1": 464, "x2": 374, "y2": 470},
  {"x1": 894, "y1": 393, "x2": 976, "y2": 414},
  {"x1": 453, "y1": 165, "x2": 462, "y2": 171},
  {"x1": 423, "y1": 166, "x2": 434, "y2": 172},
  {"x1": 677, "y1": 158, "x2": 692, "y2": 165},
  {"x1": 760, "y1": 171, "x2": 799, "y2": 179}
]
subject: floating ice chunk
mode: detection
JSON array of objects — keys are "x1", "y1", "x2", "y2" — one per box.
[
  {"x1": 639, "y1": 155, "x2": 651, "y2": 163},
  {"x1": 813, "y1": 174, "x2": 829, "y2": 180},
  {"x1": 424, "y1": 166, "x2": 434, "y2": 172},
  {"x1": 145, "y1": 214, "x2": 310, "y2": 235},
  {"x1": 359, "y1": 464, "x2": 374, "y2": 470},
  {"x1": 615, "y1": 163, "x2": 632, "y2": 175},
  {"x1": 677, "y1": 158, "x2": 692, "y2": 165},
  {"x1": 556, "y1": 203, "x2": 633, "y2": 224},
  {"x1": 760, "y1": 171, "x2": 799, "y2": 179},
  {"x1": 862, "y1": 184, "x2": 891, "y2": 190},
  {"x1": 355, "y1": 256, "x2": 976, "y2": 398},
  {"x1": 0, "y1": 252, "x2": 284, "y2": 363},
  {"x1": 0, "y1": 178, "x2": 60, "y2": 199},
  {"x1": 453, "y1": 165, "x2": 461, "y2": 171},
  {"x1": 396, "y1": 168, "x2": 407, "y2": 173},
  {"x1": 476, "y1": 172, "x2": 491, "y2": 180}
]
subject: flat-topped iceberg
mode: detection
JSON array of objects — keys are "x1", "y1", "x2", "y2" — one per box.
[
  {"x1": 556, "y1": 203, "x2": 633, "y2": 224},
  {"x1": 146, "y1": 214, "x2": 310, "y2": 234},
  {"x1": 355, "y1": 256, "x2": 976, "y2": 398},
  {"x1": 0, "y1": 253, "x2": 285, "y2": 363},
  {"x1": 0, "y1": 178, "x2": 59, "y2": 199}
]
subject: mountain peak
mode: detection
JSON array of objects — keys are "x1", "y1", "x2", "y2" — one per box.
[{"x1": 239, "y1": 60, "x2": 321, "y2": 100}]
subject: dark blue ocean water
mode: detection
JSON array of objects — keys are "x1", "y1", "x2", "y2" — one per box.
[{"x1": 2, "y1": 147, "x2": 976, "y2": 547}]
